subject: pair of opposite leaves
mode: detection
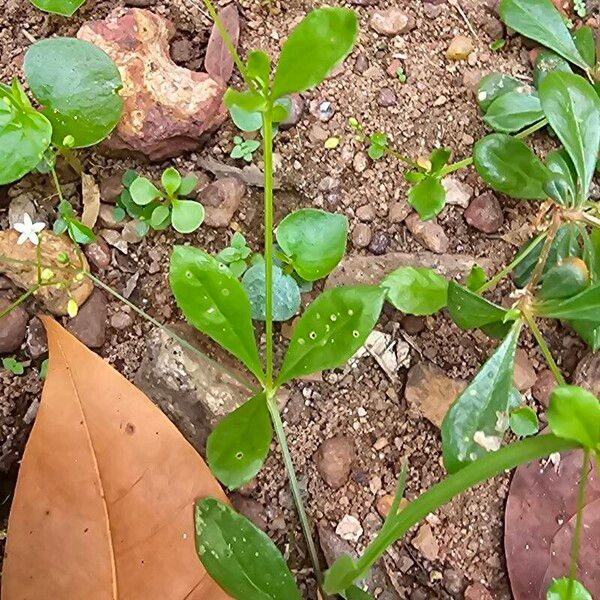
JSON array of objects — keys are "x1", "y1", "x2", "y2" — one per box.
[{"x1": 1, "y1": 318, "x2": 230, "y2": 599}]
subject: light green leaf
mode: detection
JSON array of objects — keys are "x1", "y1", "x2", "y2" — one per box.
[
  {"x1": 207, "y1": 393, "x2": 272, "y2": 490},
  {"x1": 29, "y1": 0, "x2": 85, "y2": 16},
  {"x1": 408, "y1": 176, "x2": 446, "y2": 220},
  {"x1": 171, "y1": 199, "x2": 205, "y2": 234},
  {"x1": 483, "y1": 91, "x2": 544, "y2": 133},
  {"x1": 24, "y1": 38, "x2": 123, "y2": 148},
  {"x1": 538, "y1": 257, "x2": 589, "y2": 300},
  {"x1": 169, "y1": 246, "x2": 264, "y2": 382},
  {"x1": 271, "y1": 7, "x2": 358, "y2": 99},
  {"x1": 381, "y1": 267, "x2": 448, "y2": 315},
  {"x1": 323, "y1": 556, "x2": 361, "y2": 596},
  {"x1": 346, "y1": 586, "x2": 375, "y2": 600},
  {"x1": 474, "y1": 133, "x2": 550, "y2": 200},
  {"x1": 276, "y1": 208, "x2": 348, "y2": 281},
  {"x1": 536, "y1": 281, "x2": 600, "y2": 323},
  {"x1": 150, "y1": 205, "x2": 170, "y2": 229},
  {"x1": 129, "y1": 177, "x2": 163, "y2": 206},
  {"x1": 178, "y1": 174, "x2": 199, "y2": 197},
  {"x1": 195, "y1": 498, "x2": 301, "y2": 600},
  {"x1": 509, "y1": 406, "x2": 539, "y2": 437},
  {"x1": 276, "y1": 286, "x2": 385, "y2": 386},
  {"x1": 67, "y1": 219, "x2": 95, "y2": 245},
  {"x1": 442, "y1": 321, "x2": 522, "y2": 473},
  {"x1": 499, "y1": 0, "x2": 588, "y2": 69},
  {"x1": 573, "y1": 26, "x2": 596, "y2": 68},
  {"x1": 2, "y1": 357, "x2": 24, "y2": 375},
  {"x1": 161, "y1": 167, "x2": 181, "y2": 196},
  {"x1": 476, "y1": 73, "x2": 523, "y2": 112},
  {"x1": 546, "y1": 577, "x2": 592, "y2": 600},
  {"x1": 246, "y1": 50, "x2": 271, "y2": 89},
  {"x1": 466, "y1": 265, "x2": 487, "y2": 291}
]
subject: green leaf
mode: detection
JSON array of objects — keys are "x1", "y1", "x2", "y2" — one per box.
[
  {"x1": 231, "y1": 231, "x2": 246, "y2": 249},
  {"x1": 246, "y1": 50, "x2": 271, "y2": 89},
  {"x1": 539, "y1": 72, "x2": 600, "y2": 201},
  {"x1": 533, "y1": 50, "x2": 573, "y2": 88},
  {"x1": 536, "y1": 281, "x2": 600, "y2": 323},
  {"x1": 276, "y1": 208, "x2": 348, "y2": 281},
  {"x1": 224, "y1": 88, "x2": 265, "y2": 113},
  {"x1": 122, "y1": 169, "x2": 138, "y2": 187},
  {"x1": 67, "y1": 219, "x2": 95, "y2": 244},
  {"x1": 161, "y1": 167, "x2": 181, "y2": 196},
  {"x1": 178, "y1": 174, "x2": 199, "y2": 197},
  {"x1": 546, "y1": 149, "x2": 577, "y2": 204},
  {"x1": 571, "y1": 321, "x2": 600, "y2": 351},
  {"x1": 276, "y1": 285, "x2": 385, "y2": 386},
  {"x1": 29, "y1": 0, "x2": 84, "y2": 16},
  {"x1": 547, "y1": 385, "x2": 600, "y2": 450},
  {"x1": 0, "y1": 81, "x2": 52, "y2": 185},
  {"x1": 483, "y1": 91, "x2": 544, "y2": 133},
  {"x1": 242, "y1": 263, "x2": 301, "y2": 322},
  {"x1": 271, "y1": 7, "x2": 358, "y2": 99},
  {"x1": 171, "y1": 199, "x2": 205, "y2": 234},
  {"x1": 150, "y1": 205, "x2": 170, "y2": 229},
  {"x1": 573, "y1": 26, "x2": 596, "y2": 68},
  {"x1": 546, "y1": 577, "x2": 592, "y2": 600},
  {"x1": 169, "y1": 246, "x2": 264, "y2": 382},
  {"x1": 39, "y1": 358, "x2": 49, "y2": 380},
  {"x1": 135, "y1": 220, "x2": 150, "y2": 237},
  {"x1": 381, "y1": 267, "x2": 448, "y2": 315},
  {"x1": 323, "y1": 556, "x2": 361, "y2": 596},
  {"x1": 207, "y1": 393, "x2": 273, "y2": 490},
  {"x1": 195, "y1": 498, "x2": 301, "y2": 600},
  {"x1": 442, "y1": 321, "x2": 522, "y2": 473},
  {"x1": 447, "y1": 282, "x2": 510, "y2": 330},
  {"x1": 477, "y1": 73, "x2": 523, "y2": 111},
  {"x1": 53, "y1": 218, "x2": 68, "y2": 235},
  {"x1": 24, "y1": 38, "x2": 123, "y2": 148},
  {"x1": 129, "y1": 177, "x2": 163, "y2": 206},
  {"x1": 429, "y1": 147, "x2": 451, "y2": 173},
  {"x1": 408, "y1": 176, "x2": 446, "y2": 220},
  {"x1": 346, "y1": 586, "x2": 375, "y2": 600},
  {"x1": 466, "y1": 265, "x2": 487, "y2": 291},
  {"x1": 2, "y1": 357, "x2": 24, "y2": 375},
  {"x1": 229, "y1": 104, "x2": 263, "y2": 133},
  {"x1": 539, "y1": 257, "x2": 589, "y2": 300},
  {"x1": 543, "y1": 172, "x2": 572, "y2": 206},
  {"x1": 229, "y1": 260, "x2": 248, "y2": 278},
  {"x1": 509, "y1": 406, "x2": 539, "y2": 437},
  {"x1": 499, "y1": 0, "x2": 588, "y2": 69},
  {"x1": 474, "y1": 133, "x2": 550, "y2": 200}
]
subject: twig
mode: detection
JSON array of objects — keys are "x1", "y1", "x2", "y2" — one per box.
[{"x1": 448, "y1": 0, "x2": 478, "y2": 39}]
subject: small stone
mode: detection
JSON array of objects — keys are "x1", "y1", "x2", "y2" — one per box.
[
  {"x1": 389, "y1": 200, "x2": 411, "y2": 223},
  {"x1": 482, "y1": 15, "x2": 504, "y2": 39},
  {"x1": 319, "y1": 176, "x2": 339, "y2": 192},
  {"x1": 335, "y1": 515, "x2": 363, "y2": 542},
  {"x1": 200, "y1": 177, "x2": 246, "y2": 228},
  {"x1": 447, "y1": 35, "x2": 474, "y2": 60},
  {"x1": 401, "y1": 315, "x2": 425, "y2": 335},
  {"x1": 465, "y1": 583, "x2": 494, "y2": 600},
  {"x1": 442, "y1": 177, "x2": 472, "y2": 208},
  {"x1": 353, "y1": 152, "x2": 368, "y2": 174},
  {"x1": 110, "y1": 312, "x2": 133, "y2": 330},
  {"x1": 315, "y1": 436, "x2": 355, "y2": 489},
  {"x1": 310, "y1": 99, "x2": 334, "y2": 122},
  {"x1": 368, "y1": 231, "x2": 389, "y2": 255},
  {"x1": 464, "y1": 192, "x2": 504, "y2": 233},
  {"x1": 84, "y1": 236, "x2": 111, "y2": 270},
  {"x1": 424, "y1": 3, "x2": 443, "y2": 18},
  {"x1": 318, "y1": 523, "x2": 357, "y2": 567},
  {"x1": 280, "y1": 93, "x2": 305, "y2": 129},
  {"x1": 369, "y1": 475, "x2": 382, "y2": 494},
  {"x1": 573, "y1": 352, "x2": 600, "y2": 398},
  {"x1": 376, "y1": 494, "x2": 408, "y2": 519},
  {"x1": 378, "y1": 87, "x2": 397, "y2": 107},
  {"x1": 98, "y1": 204, "x2": 122, "y2": 229},
  {"x1": 354, "y1": 54, "x2": 369, "y2": 74},
  {"x1": 532, "y1": 369, "x2": 556, "y2": 408},
  {"x1": 352, "y1": 223, "x2": 373, "y2": 248},
  {"x1": 26, "y1": 316, "x2": 48, "y2": 359},
  {"x1": 463, "y1": 69, "x2": 484, "y2": 94},
  {"x1": 230, "y1": 494, "x2": 267, "y2": 531},
  {"x1": 386, "y1": 58, "x2": 403, "y2": 78},
  {"x1": 370, "y1": 8, "x2": 415, "y2": 36},
  {"x1": 405, "y1": 214, "x2": 449, "y2": 253},
  {"x1": 309, "y1": 123, "x2": 329, "y2": 143},
  {"x1": 0, "y1": 297, "x2": 28, "y2": 353},
  {"x1": 513, "y1": 349, "x2": 536, "y2": 392},
  {"x1": 356, "y1": 204, "x2": 375, "y2": 222},
  {"x1": 121, "y1": 220, "x2": 144, "y2": 243},
  {"x1": 8, "y1": 194, "x2": 38, "y2": 228},
  {"x1": 99, "y1": 174, "x2": 123, "y2": 204},
  {"x1": 412, "y1": 523, "x2": 439, "y2": 561},
  {"x1": 444, "y1": 568, "x2": 465, "y2": 595},
  {"x1": 66, "y1": 289, "x2": 108, "y2": 349}
]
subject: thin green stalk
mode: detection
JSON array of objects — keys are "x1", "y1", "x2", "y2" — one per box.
[
  {"x1": 384, "y1": 147, "x2": 419, "y2": 169},
  {"x1": 331, "y1": 435, "x2": 578, "y2": 591},
  {"x1": 567, "y1": 449, "x2": 591, "y2": 599},
  {"x1": 0, "y1": 286, "x2": 39, "y2": 319},
  {"x1": 50, "y1": 166, "x2": 65, "y2": 203},
  {"x1": 515, "y1": 118, "x2": 549, "y2": 139},
  {"x1": 523, "y1": 312, "x2": 566, "y2": 386},
  {"x1": 439, "y1": 156, "x2": 474, "y2": 177},
  {"x1": 85, "y1": 272, "x2": 257, "y2": 393}
]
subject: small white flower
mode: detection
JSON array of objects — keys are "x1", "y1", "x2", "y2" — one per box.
[{"x1": 14, "y1": 214, "x2": 45, "y2": 246}]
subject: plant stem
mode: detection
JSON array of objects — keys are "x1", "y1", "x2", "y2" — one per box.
[
  {"x1": 515, "y1": 118, "x2": 549, "y2": 140},
  {"x1": 384, "y1": 147, "x2": 419, "y2": 169},
  {"x1": 0, "y1": 287, "x2": 39, "y2": 319},
  {"x1": 326, "y1": 435, "x2": 579, "y2": 593},
  {"x1": 567, "y1": 449, "x2": 591, "y2": 599},
  {"x1": 440, "y1": 156, "x2": 474, "y2": 177},
  {"x1": 523, "y1": 312, "x2": 566, "y2": 386},
  {"x1": 85, "y1": 272, "x2": 257, "y2": 393},
  {"x1": 528, "y1": 215, "x2": 560, "y2": 291},
  {"x1": 50, "y1": 166, "x2": 65, "y2": 203}
]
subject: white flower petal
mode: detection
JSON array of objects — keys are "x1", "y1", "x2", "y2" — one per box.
[
  {"x1": 13, "y1": 222, "x2": 27, "y2": 233},
  {"x1": 28, "y1": 232, "x2": 40, "y2": 246},
  {"x1": 31, "y1": 222, "x2": 46, "y2": 233},
  {"x1": 23, "y1": 214, "x2": 33, "y2": 228},
  {"x1": 17, "y1": 232, "x2": 28, "y2": 245}
]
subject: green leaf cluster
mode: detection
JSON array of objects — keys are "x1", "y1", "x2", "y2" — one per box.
[{"x1": 53, "y1": 200, "x2": 95, "y2": 245}]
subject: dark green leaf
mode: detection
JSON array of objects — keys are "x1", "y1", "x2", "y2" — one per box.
[
  {"x1": 207, "y1": 393, "x2": 272, "y2": 490},
  {"x1": 161, "y1": 166, "x2": 181, "y2": 196},
  {"x1": 346, "y1": 586, "x2": 375, "y2": 600},
  {"x1": 546, "y1": 149, "x2": 577, "y2": 204},
  {"x1": 509, "y1": 406, "x2": 539, "y2": 437},
  {"x1": 483, "y1": 91, "x2": 544, "y2": 133},
  {"x1": 533, "y1": 50, "x2": 572, "y2": 88},
  {"x1": 24, "y1": 38, "x2": 123, "y2": 148},
  {"x1": 536, "y1": 281, "x2": 600, "y2": 323},
  {"x1": 546, "y1": 577, "x2": 592, "y2": 600},
  {"x1": 171, "y1": 199, "x2": 205, "y2": 234},
  {"x1": 447, "y1": 282, "x2": 511, "y2": 330},
  {"x1": 477, "y1": 73, "x2": 523, "y2": 111},
  {"x1": 381, "y1": 267, "x2": 448, "y2": 315},
  {"x1": 474, "y1": 134, "x2": 549, "y2": 199},
  {"x1": 408, "y1": 176, "x2": 446, "y2": 220},
  {"x1": 573, "y1": 26, "x2": 596, "y2": 68},
  {"x1": 241, "y1": 263, "x2": 301, "y2": 322},
  {"x1": 271, "y1": 7, "x2": 358, "y2": 99},
  {"x1": 539, "y1": 257, "x2": 589, "y2": 300},
  {"x1": 499, "y1": 0, "x2": 588, "y2": 69},
  {"x1": 29, "y1": 0, "x2": 84, "y2": 15},
  {"x1": 246, "y1": 50, "x2": 271, "y2": 90},
  {"x1": 276, "y1": 286, "x2": 385, "y2": 386},
  {"x1": 442, "y1": 321, "x2": 522, "y2": 473},
  {"x1": 547, "y1": 385, "x2": 600, "y2": 450},
  {"x1": 129, "y1": 177, "x2": 163, "y2": 206},
  {"x1": 429, "y1": 147, "x2": 451, "y2": 173},
  {"x1": 571, "y1": 321, "x2": 600, "y2": 351},
  {"x1": 543, "y1": 174, "x2": 573, "y2": 206},
  {"x1": 169, "y1": 246, "x2": 264, "y2": 382},
  {"x1": 539, "y1": 72, "x2": 600, "y2": 200},
  {"x1": 276, "y1": 208, "x2": 348, "y2": 281},
  {"x1": 195, "y1": 498, "x2": 301, "y2": 600}
]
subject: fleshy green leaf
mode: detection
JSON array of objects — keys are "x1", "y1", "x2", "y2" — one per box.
[
  {"x1": 150, "y1": 205, "x2": 170, "y2": 229},
  {"x1": 171, "y1": 199, "x2": 205, "y2": 234},
  {"x1": 271, "y1": 7, "x2": 358, "y2": 99},
  {"x1": 24, "y1": 38, "x2": 123, "y2": 148},
  {"x1": 476, "y1": 73, "x2": 523, "y2": 112},
  {"x1": 538, "y1": 257, "x2": 589, "y2": 300},
  {"x1": 381, "y1": 267, "x2": 448, "y2": 315},
  {"x1": 246, "y1": 50, "x2": 271, "y2": 90},
  {"x1": 207, "y1": 393, "x2": 273, "y2": 490},
  {"x1": 539, "y1": 72, "x2": 600, "y2": 201},
  {"x1": 276, "y1": 286, "x2": 385, "y2": 386},
  {"x1": 276, "y1": 208, "x2": 348, "y2": 281},
  {"x1": 29, "y1": 0, "x2": 84, "y2": 16},
  {"x1": 241, "y1": 263, "x2": 301, "y2": 322},
  {"x1": 573, "y1": 26, "x2": 596, "y2": 68},
  {"x1": 499, "y1": 0, "x2": 588, "y2": 69},
  {"x1": 442, "y1": 321, "x2": 522, "y2": 473},
  {"x1": 483, "y1": 91, "x2": 544, "y2": 133},
  {"x1": 129, "y1": 177, "x2": 163, "y2": 206},
  {"x1": 474, "y1": 133, "x2": 550, "y2": 200},
  {"x1": 346, "y1": 586, "x2": 375, "y2": 600},
  {"x1": 533, "y1": 50, "x2": 573, "y2": 88},
  {"x1": 536, "y1": 281, "x2": 600, "y2": 323},
  {"x1": 161, "y1": 167, "x2": 181, "y2": 196},
  {"x1": 408, "y1": 176, "x2": 446, "y2": 220},
  {"x1": 547, "y1": 385, "x2": 600, "y2": 450},
  {"x1": 195, "y1": 498, "x2": 301, "y2": 600},
  {"x1": 546, "y1": 577, "x2": 592, "y2": 600},
  {"x1": 169, "y1": 246, "x2": 264, "y2": 382},
  {"x1": 509, "y1": 406, "x2": 539, "y2": 437},
  {"x1": 2, "y1": 357, "x2": 24, "y2": 375},
  {"x1": 447, "y1": 282, "x2": 511, "y2": 330},
  {"x1": 178, "y1": 174, "x2": 199, "y2": 197}
]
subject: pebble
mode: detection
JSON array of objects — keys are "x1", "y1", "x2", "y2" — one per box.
[
  {"x1": 0, "y1": 297, "x2": 28, "y2": 353},
  {"x1": 405, "y1": 214, "x2": 449, "y2": 253},
  {"x1": 411, "y1": 523, "x2": 439, "y2": 561},
  {"x1": 354, "y1": 53, "x2": 369, "y2": 74},
  {"x1": 352, "y1": 223, "x2": 373, "y2": 248},
  {"x1": 310, "y1": 99, "x2": 334, "y2": 122},
  {"x1": 389, "y1": 200, "x2": 411, "y2": 223},
  {"x1": 335, "y1": 515, "x2": 363, "y2": 542},
  {"x1": 447, "y1": 35, "x2": 474, "y2": 60},
  {"x1": 353, "y1": 152, "x2": 368, "y2": 174},
  {"x1": 110, "y1": 312, "x2": 133, "y2": 330},
  {"x1": 386, "y1": 58, "x2": 403, "y2": 78},
  {"x1": 200, "y1": 177, "x2": 246, "y2": 228},
  {"x1": 26, "y1": 316, "x2": 48, "y2": 359},
  {"x1": 280, "y1": 93, "x2": 305, "y2": 129},
  {"x1": 464, "y1": 192, "x2": 504, "y2": 233},
  {"x1": 442, "y1": 177, "x2": 473, "y2": 208},
  {"x1": 8, "y1": 195, "x2": 38, "y2": 228},
  {"x1": 318, "y1": 524, "x2": 356, "y2": 567},
  {"x1": 99, "y1": 173, "x2": 124, "y2": 204},
  {"x1": 314, "y1": 435, "x2": 355, "y2": 489},
  {"x1": 444, "y1": 568, "x2": 465, "y2": 595},
  {"x1": 66, "y1": 289, "x2": 108, "y2": 348},
  {"x1": 465, "y1": 583, "x2": 494, "y2": 600},
  {"x1": 98, "y1": 204, "x2": 122, "y2": 229},
  {"x1": 378, "y1": 87, "x2": 397, "y2": 107},
  {"x1": 513, "y1": 349, "x2": 536, "y2": 392},
  {"x1": 84, "y1": 236, "x2": 111, "y2": 270},
  {"x1": 370, "y1": 8, "x2": 415, "y2": 36},
  {"x1": 356, "y1": 204, "x2": 375, "y2": 222},
  {"x1": 401, "y1": 315, "x2": 426, "y2": 335},
  {"x1": 309, "y1": 123, "x2": 329, "y2": 143},
  {"x1": 121, "y1": 221, "x2": 145, "y2": 243},
  {"x1": 369, "y1": 475, "x2": 382, "y2": 494},
  {"x1": 368, "y1": 231, "x2": 389, "y2": 255},
  {"x1": 573, "y1": 351, "x2": 600, "y2": 397},
  {"x1": 532, "y1": 369, "x2": 556, "y2": 408}
]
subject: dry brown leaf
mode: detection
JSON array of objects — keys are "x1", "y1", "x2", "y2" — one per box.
[
  {"x1": 81, "y1": 172, "x2": 101, "y2": 228},
  {"x1": 505, "y1": 449, "x2": 600, "y2": 599},
  {"x1": 1, "y1": 318, "x2": 230, "y2": 600},
  {"x1": 204, "y1": 4, "x2": 240, "y2": 83}
]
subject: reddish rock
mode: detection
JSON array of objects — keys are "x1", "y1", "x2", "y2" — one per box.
[
  {"x1": 405, "y1": 214, "x2": 449, "y2": 253},
  {"x1": 78, "y1": 9, "x2": 228, "y2": 161},
  {"x1": 0, "y1": 297, "x2": 28, "y2": 353},
  {"x1": 84, "y1": 235, "x2": 111, "y2": 270},
  {"x1": 26, "y1": 316, "x2": 48, "y2": 359},
  {"x1": 314, "y1": 435, "x2": 355, "y2": 489},
  {"x1": 465, "y1": 583, "x2": 493, "y2": 600},
  {"x1": 465, "y1": 192, "x2": 504, "y2": 233},
  {"x1": 532, "y1": 369, "x2": 556, "y2": 408},
  {"x1": 200, "y1": 177, "x2": 246, "y2": 228},
  {"x1": 574, "y1": 352, "x2": 600, "y2": 398},
  {"x1": 66, "y1": 289, "x2": 108, "y2": 349},
  {"x1": 514, "y1": 349, "x2": 537, "y2": 392}
]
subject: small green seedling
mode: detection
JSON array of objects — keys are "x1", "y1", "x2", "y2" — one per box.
[
  {"x1": 117, "y1": 167, "x2": 204, "y2": 235},
  {"x1": 53, "y1": 200, "x2": 95, "y2": 245},
  {"x1": 230, "y1": 135, "x2": 260, "y2": 162},
  {"x1": 574, "y1": 0, "x2": 587, "y2": 18},
  {"x1": 489, "y1": 39, "x2": 506, "y2": 51},
  {"x1": 367, "y1": 132, "x2": 388, "y2": 160},
  {"x1": 395, "y1": 67, "x2": 407, "y2": 83},
  {"x1": 2, "y1": 357, "x2": 24, "y2": 375},
  {"x1": 216, "y1": 231, "x2": 253, "y2": 278}
]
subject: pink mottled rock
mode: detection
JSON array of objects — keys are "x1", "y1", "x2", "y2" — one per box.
[{"x1": 78, "y1": 9, "x2": 228, "y2": 161}]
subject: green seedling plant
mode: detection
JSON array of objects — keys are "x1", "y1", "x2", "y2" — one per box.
[
  {"x1": 230, "y1": 135, "x2": 260, "y2": 162},
  {"x1": 216, "y1": 231, "x2": 253, "y2": 278},
  {"x1": 117, "y1": 167, "x2": 204, "y2": 236},
  {"x1": 2, "y1": 357, "x2": 24, "y2": 375}
]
